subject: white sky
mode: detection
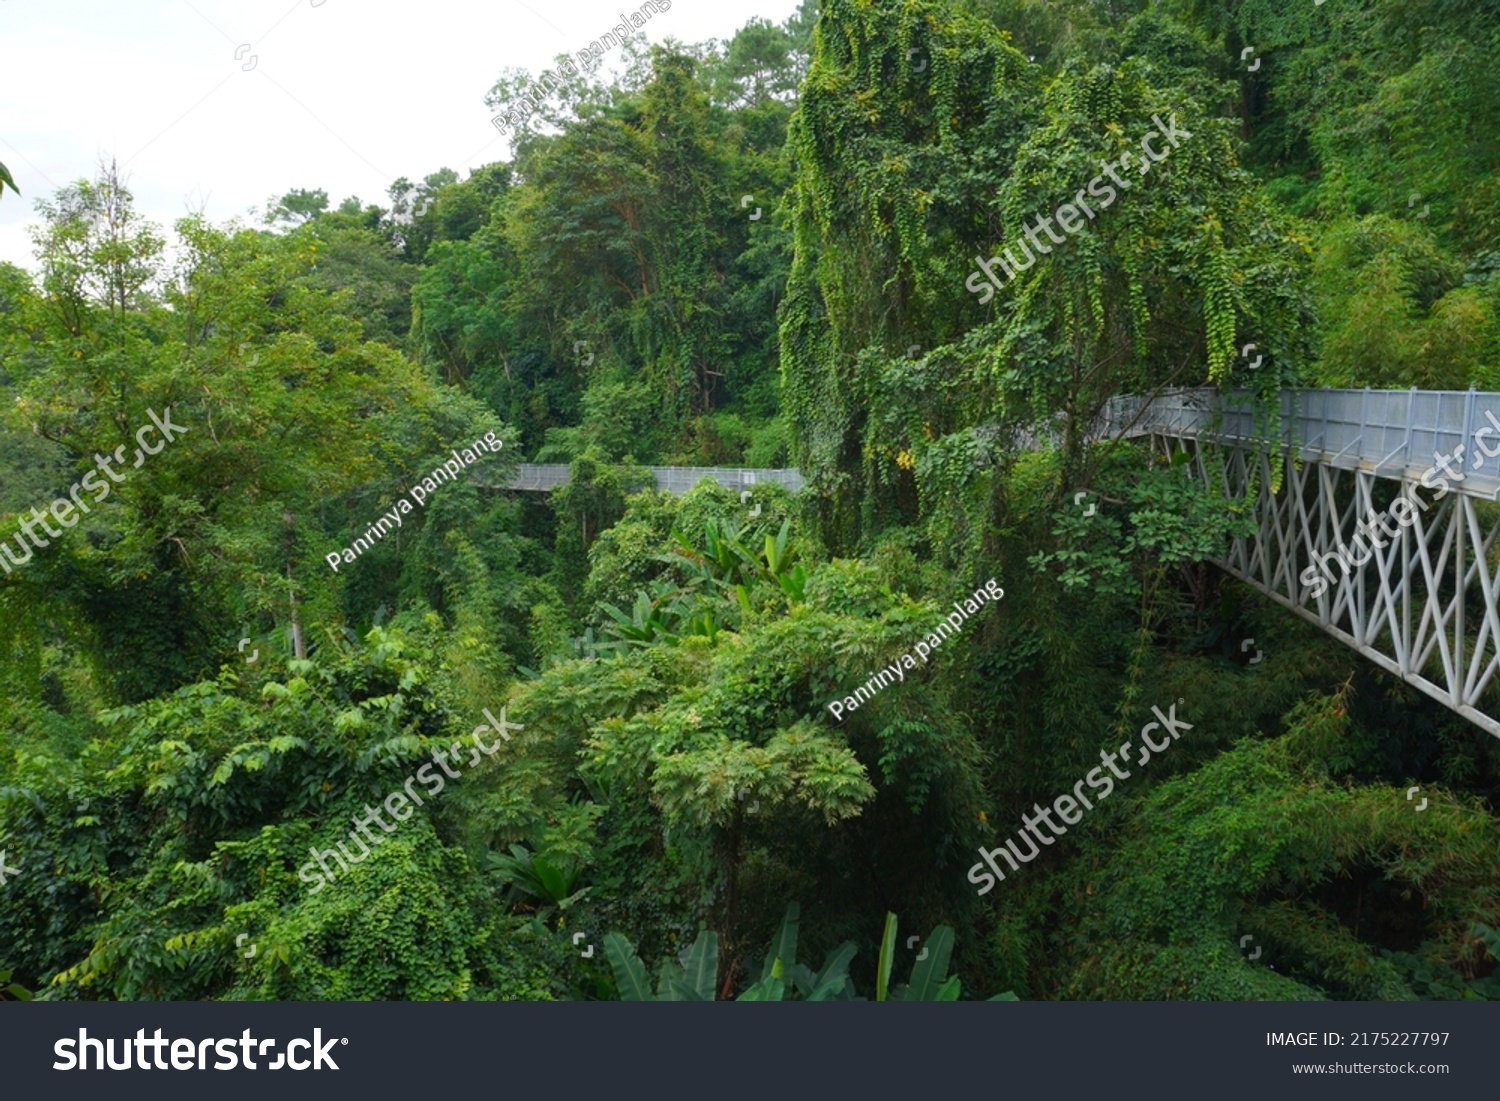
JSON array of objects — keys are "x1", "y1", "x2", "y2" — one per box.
[{"x1": 0, "y1": 0, "x2": 801, "y2": 269}]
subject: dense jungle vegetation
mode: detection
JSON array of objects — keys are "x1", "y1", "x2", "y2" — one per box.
[{"x1": 3, "y1": 0, "x2": 1500, "y2": 1002}]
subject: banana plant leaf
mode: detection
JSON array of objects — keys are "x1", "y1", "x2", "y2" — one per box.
[
  {"x1": 671, "y1": 930, "x2": 719, "y2": 1001},
  {"x1": 930, "y1": 975, "x2": 961, "y2": 1001},
  {"x1": 797, "y1": 942, "x2": 856, "y2": 1001},
  {"x1": 654, "y1": 958, "x2": 687, "y2": 1001},
  {"x1": 761, "y1": 902, "x2": 799, "y2": 983},
  {"x1": 737, "y1": 975, "x2": 785, "y2": 1001},
  {"x1": 900, "y1": 925, "x2": 956, "y2": 1001},
  {"x1": 875, "y1": 912, "x2": 897, "y2": 1002},
  {"x1": 604, "y1": 933, "x2": 653, "y2": 1001}
]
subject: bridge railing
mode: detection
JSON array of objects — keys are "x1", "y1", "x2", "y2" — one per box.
[
  {"x1": 1105, "y1": 387, "x2": 1500, "y2": 501},
  {"x1": 646, "y1": 466, "x2": 806, "y2": 495},
  {"x1": 490, "y1": 464, "x2": 808, "y2": 495}
]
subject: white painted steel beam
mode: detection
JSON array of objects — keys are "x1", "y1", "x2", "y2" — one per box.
[{"x1": 1107, "y1": 390, "x2": 1500, "y2": 741}]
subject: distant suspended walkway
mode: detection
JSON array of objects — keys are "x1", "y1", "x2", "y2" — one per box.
[{"x1": 483, "y1": 464, "x2": 806, "y2": 496}]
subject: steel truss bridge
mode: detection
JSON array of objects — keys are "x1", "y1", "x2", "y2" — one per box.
[{"x1": 1104, "y1": 388, "x2": 1500, "y2": 740}]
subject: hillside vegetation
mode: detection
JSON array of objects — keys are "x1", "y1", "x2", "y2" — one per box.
[{"x1": 2, "y1": 0, "x2": 1499, "y2": 1001}]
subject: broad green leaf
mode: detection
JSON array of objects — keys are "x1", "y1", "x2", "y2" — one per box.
[
  {"x1": 790, "y1": 962, "x2": 818, "y2": 998},
  {"x1": 811, "y1": 941, "x2": 856, "y2": 996},
  {"x1": 655, "y1": 959, "x2": 688, "y2": 1001},
  {"x1": 876, "y1": 912, "x2": 897, "y2": 1002},
  {"x1": 761, "y1": 902, "x2": 799, "y2": 982},
  {"x1": 931, "y1": 975, "x2": 961, "y2": 1001},
  {"x1": 791, "y1": 940, "x2": 857, "y2": 999},
  {"x1": 531, "y1": 855, "x2": 567, "y2": 902},
  {"x1": 736, "y1": 976, "x2": 785, "y2": 1001},
  {"x1": 902, "y1": 925, "x2": 955, "y2": 1001},
  {"x1": 806, "y1": 974, "x2": 851, "y2": 1000},
  {"x1": 676, "y1": 930, "x2": 719, "y2": 1001},
  {"x1": 603, "y1": 933, "x2": 653, "y2": 1001}
]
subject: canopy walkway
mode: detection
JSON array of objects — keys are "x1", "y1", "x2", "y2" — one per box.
[
  {"x1": 488, "y1": 464, "x2": 806, "y2": 496},
  {"x1": 1104, "y1": 387, "x2": 1500, "y2": 740}
]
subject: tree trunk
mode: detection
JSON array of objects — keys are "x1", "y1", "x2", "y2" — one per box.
[{"x1": 285, "y1": 513, "x2": 306, "y2": 659}]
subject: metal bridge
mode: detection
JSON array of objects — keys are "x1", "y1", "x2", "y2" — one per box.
[
  {"x1": 1104, "y1": 388, "x2": 1500, "y2": 740},
  {"x1": 487, "y1": 464, "x2": 806, "y2": 496}
]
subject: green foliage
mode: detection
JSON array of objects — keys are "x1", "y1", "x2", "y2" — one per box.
[
  {"x1": 5, "y1": 0, "x2": 1500, "y2": 1010},
  {"x1": 488, "y1": 37, "x2": 797, "y2": 460},
  {"x1": 0, "y1": 628, "x2": 549, "y2": 1000},
  {"x1": 875, "y1": 912, "x2": 966, "y2": 1001},
  {"x1": 1309, "y1": 216, "x2": 1498, "y2": 389},
  {"x1": 487, "y1": 843, "x2": 590, "y2": 910},
  {"x1": 268, "y1": 188, "x2": 329, "y2": 225},
  {"x1": 780, "y1": 0, "x2": 1310, "y2": 558},
  {"x1": 603, "y1": 931, "x2": 656, "y2": 1000},
  {"x1": 875, "y1": 911, "x2": 897, "y2": 1002},
  {"x1": 602, "y1": 902, "x2": 933, "y2": 1001},
  {"x1": 1056, "y1": 692, "x2": 1500, "y2": 1000},
  {"x1": 0, "y1": 968, "x2": 31, "y2": 1000},
  {"x1": 605, "y1": 926, "x2": 724, "y2": 1001},
  {"x1": 1029, "y1": 442, "x2": 1257, "y2": 598}
]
